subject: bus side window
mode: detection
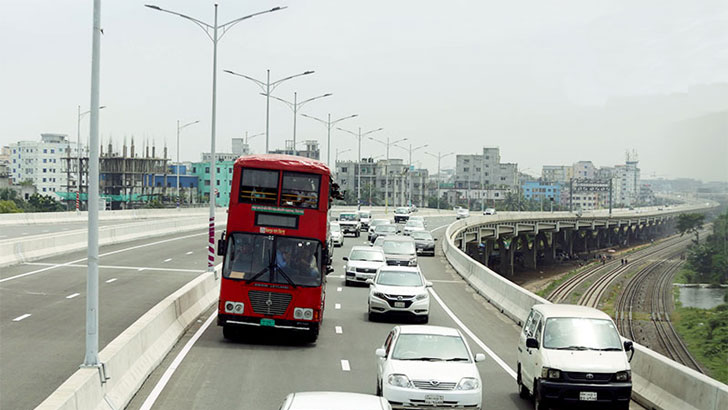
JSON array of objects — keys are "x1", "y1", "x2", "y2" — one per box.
[{"x1": 239, "y1": 168, "x2": 279, "y2": 205}]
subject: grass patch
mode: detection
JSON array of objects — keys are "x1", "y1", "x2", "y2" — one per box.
[
  {"x1": 536, "y1": 263, "x2": 593, "y2": 299},
  {"x1": 673, "y1": 267, "x2": 696, "y2": 284},
  {"x1": 672, "y1": 301, "x2": 728, "y2": 384}
]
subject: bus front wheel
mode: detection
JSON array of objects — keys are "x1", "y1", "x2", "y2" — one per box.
[
  {"x1": 303, "y1": 326, "x2": 319, "y2": 343},
  {"x1": 222, "y1": 325, "x2": 237, "y2": 341}
]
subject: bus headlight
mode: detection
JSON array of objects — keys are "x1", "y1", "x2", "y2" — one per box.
[
  {"x1": 224, "y1": 301, "x2": 244, "y2": 314},
  {"x1": 294, "y1": 308, "x2": 313, "y2": 320}
]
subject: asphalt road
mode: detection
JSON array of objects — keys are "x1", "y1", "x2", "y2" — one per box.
[{"x1": 0, "y1": 225, "x2": 225, "y2": 410}]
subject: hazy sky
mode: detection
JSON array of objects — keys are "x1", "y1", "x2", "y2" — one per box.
[{"x1": 2, "y1": 0, "x2": 727, "y2": 181}]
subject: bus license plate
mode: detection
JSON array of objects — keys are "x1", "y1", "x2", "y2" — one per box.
[
  {"x1": 260, "y1": 318, "x2": 275, "y2": 327},
  {"x1": 424, "y1": 394, "x2": 444, "y2": 405},
  {"x1": 579, "y1": 391, "x2": 597, "y2": 401},
  {"x1": 394, "y1": 302, "x2": 405, "y2": 308}
]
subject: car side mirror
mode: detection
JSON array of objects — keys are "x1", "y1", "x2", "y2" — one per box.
[
  {"x1": 526, "y1": 338, "x2": 539, "y2": 349},
  {"x1": 474, "y1": 353, "x2": 486, "y2": 362},
  {"x1": 375, "y1": 348, "x2": 386, "y2": 358},
  {"x1": 434, "y1": 238, "x2": 438, "y2": 241},
  {"x1": 342, "y1": 256, "x2": 348, "y2": 261},
  {"x1": 326, "y1": 266, "x2": 334, "y2": 275},
  {"x1": 624, "y1": 340, "x2": 635, "y2": 362},
  {"x1": 425, "y1": 281, "x2": 433, "y2": 288},
  {"x1": 366, "y1": 279, "x2": 375, "y2": 286}
]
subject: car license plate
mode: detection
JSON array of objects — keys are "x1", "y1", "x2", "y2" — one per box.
[
  {"x1": 424, "y1": 394, "x2": 444, "y2": 405},
  {"x1": 579, "y1": 391, "x2": 597, "y2": 401},
  {"x1": 260, "y1": 318, "x2": 275, "y2": 327},
  {"x1": 394, "y1": 302, "x2": 405, "y2": 308}
]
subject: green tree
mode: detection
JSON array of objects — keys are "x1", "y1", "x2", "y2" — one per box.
[
  {"x1": 677, "y1": 213, "x2": 705, "y2": 244},
  {"x1": 0, "y1": 200, "x2": 22, "y2": 213},
  {"x1": 26, "y1": 193, "x2": 65, "y2": 212}
]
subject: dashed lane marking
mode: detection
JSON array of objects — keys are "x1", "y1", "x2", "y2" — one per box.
[
  {"x1": 105, "y1": 278, "x2": 117, "y2": 283},
  {"x1": 340, "y1": 360, "x2": 351, "y2": 371},
  {"x1": 13, "y1": 314, "x2": 31, "y2": 322},
  {"x1": 335, "y1": 326, "x2": 343, "y2": 334},
  {"x1": 335, "y1": 303, "x2": 341, "y2": 310},
  {"x1": 337, "y1": 287, "x2": 342, "y2": 292},
  {"x1": 66, "y1": 293, "x2": 80, "y2": 299},
  {"x1": 428, "y1": 287, "x2": 516, "y2": 379},
  {"x1": 23, "y1": 262, "x2": 202, "y2": 273},
  {"x1": 163, "y1": 258, "x2": 172, "y2": 263},
  {"x1": 186, "y1": 251, "x2": 193, "y2": 255}
]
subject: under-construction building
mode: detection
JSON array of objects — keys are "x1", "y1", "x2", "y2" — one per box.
[{"x1": 63, "y1": 139, "x2": 170, "y2": 210}]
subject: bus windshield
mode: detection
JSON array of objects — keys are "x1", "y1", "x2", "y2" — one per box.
[{"x1": 224, "y1": 233, "x2": 322, "y2": 287}]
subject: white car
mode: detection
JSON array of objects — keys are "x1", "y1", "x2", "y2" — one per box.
[
  {"x1": 367, "y1": 266, "x2": 430, "y2": 322},
  {"x1": 368, "y1": 219, "x2": 391, "y2": 240},
  {"x1": 330, "y1": 223, "x2": 344, "y2": 247},
  {"x1": 343, "y1": 246, "x2": 386, "y2": 286},
  {"x1": 483, "y1": 208, "x2": 496, "y2": 215},
  {"x1": 280, "y1": 391, "x2": 391, "y2": 410},
  {"x1": 375, "y1": 325, "x2": 485, "y2": 409},
  {"x1": 358, "y1": 210, "x2": 373, "y2": 230},
  {"x1": 517, "y1": 304, "x2": 633, "y2": 410},
  {"x1": 393, "y1": 207, "x2": 411, "y2": 223},
  {"x1": 456, "y1": 208, "x2": 470, "y2": 219},
  {"x1": 338, "y1": 212, "x2": 362, "y2": 237},
  {"x1": 402, "y1": 219, "x2": 426, "y2": 236}
]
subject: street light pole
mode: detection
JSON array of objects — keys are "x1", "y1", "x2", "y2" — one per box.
[
  {"x1": 370, "y1": 136, "x2": 407, "y2": 214},
  {"x1": 335, "y1": 148, "x2": 351, "y2": 164},
  {"x1": 224, "y1": 69, "x2": 314, "y2": 154},
  {"x1": 337, "y1": 126, "x2": 383, "y2": 209},
  {"x1": 300, "y1": 113, "x2": 358, "y2": 168},
  {"x1": 425, "y1": 151, "x2": 454, "y2": 211},
  {"x1": 176, "y1": 119, "x2": 199, "y2": 209},
  {"x1": 267, "y1": 92, "x2": 332, "y2": 152},
  {"x1": 146, "y1": 2, "x2": 286, "y2": 274},
  {"x1": 76, "y1": 105, "x2": 105, "y2": 212},
  {"x1": 394, "y1": 143, "x2": 427, "y2": 207}
]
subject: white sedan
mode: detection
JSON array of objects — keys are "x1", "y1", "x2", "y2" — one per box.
[
  {"x1": 280, "y1": 391, "x2": 391, "y2": 410},
  {"x1": 375, "y1": 325, "x2": 485, "y2": 409},
  {"x1": 456, "y1": 208, "x2": 470, "y2": 219},
  {"x1": 368, "y1": 267, "x2": 430, "y2": 323}
]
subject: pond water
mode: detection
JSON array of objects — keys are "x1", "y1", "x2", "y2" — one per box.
[{"x1": 676, "y1": 285, "x2": 727, "y2": 310}]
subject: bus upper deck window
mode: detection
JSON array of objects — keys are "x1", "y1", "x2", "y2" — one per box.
[
  {"x1": 281, "y1": 172, "x2": 321, "y2": 209},
  {"x1": 239, "y1": 169, "x2": 279, "y2": 205}
]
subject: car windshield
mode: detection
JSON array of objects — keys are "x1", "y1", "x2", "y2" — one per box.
[
  {"x1": 370, "y1": 219, "x2": 388, "y2": 227},
  {"x1": 350, "y1": 249, "x2": 384, "y2": 262},
  {"x1": 411, "y1": 232, "x2": 433, "y2": 241},
  {"x1": 376, "y1": 225, "x2": 397, "y2": 233},
  {"x1": 405, "y1": 220, "x2": 424, "y2": 227},
  {"x1": 376, "y1": 270, "x2": 423, "y2": 287},
  {"x1": 223, "y1": 233, "x2": 322, "y2": 287},
  {"x1": 382, "y1": 240, "x2": 415, "y2": 254},
  {"x1": 340, "y1": 213, "x2": 357, "y2": 221},
  {"x1": 330, "y1": 224, "x2": 341, "y2": 232},
  {"x1": 358, "y1": 211, "x2": 371, "y2": 218},
  {"x1": 395, "y1": 207, "x2": 409, "y2": 214},
  {"x1": 392, "y1": 334, "x2": 471, "y2": 361},
  {"x1": 542, "y1": 318, "x2": 623, "y2": 350}
]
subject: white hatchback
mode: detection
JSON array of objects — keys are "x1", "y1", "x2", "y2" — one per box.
[
  {"x1": 375, "y1": 325, "x2": 485, "y2": 409},
  {"x1": 367, "y1": 266, "x2": 430, "y2": 322},
  {"x1": 343, "y1": 246, "x2": 386, "y2": 286}
]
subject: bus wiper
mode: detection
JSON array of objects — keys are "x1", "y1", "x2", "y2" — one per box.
[
  {"x1": 245, "y1": 267, "x2": 270, "y2": 284},
  {"x1": 276, "y1": 267, "x2": 298, "y2": 288}
]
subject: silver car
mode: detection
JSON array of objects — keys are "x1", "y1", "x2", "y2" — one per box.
[
  {"x1": 343, "y1": 246, "x2": 386, "y2": 286},
  {"x1": 367, "y1": 266, "x2": 431, "y2": 323},
  {"x1": 330, "y1": 223, "x2": 344, "y2": 247},
  {"x1": 381, "y1": 236, "x2": 418, "y2": 267}
]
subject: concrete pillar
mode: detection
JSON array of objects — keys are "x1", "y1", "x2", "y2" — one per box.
[
  {"x1": 498, "y1": 237, "x2": 514, "y2": 277},
  {"x1": 522, "y1": 234, "x2": 537, "y2": 270},
  {"x1": 486, "y1": 239, "x2": 494, "y2": 269}
]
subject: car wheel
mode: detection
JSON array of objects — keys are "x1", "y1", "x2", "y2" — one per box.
[
  {"x1": 376, "y1": 379, "x2": 383, "y2": 396},
  {"x1": 355, "y1": 231, "x2": 360, "y2": 237},
  {"x1": 419, "y1": 315, "x2": 429, "y2": 324},
  {"x1": 517, "y1": 364, "x2": 530, "y2": 399},
  {"x1": 344, "y1": 279, "x2": 351, "y2": 287},
  {"x1": 368, "y1": 310, "x2": 378, "y2": 322}
]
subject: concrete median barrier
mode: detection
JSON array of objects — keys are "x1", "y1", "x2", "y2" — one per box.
[
  {"x1": 442, "y1": 217, "x2": 728, "y2": 410},
  {"x1": 0, "y1": 216, "x2": 211, "y2": 268},
  {"x1": 0, "y1": 207, "x2": 215, "y2": 226},
  {"x1": 35, "y1": 270, "x2": 219, "y2": 410}
]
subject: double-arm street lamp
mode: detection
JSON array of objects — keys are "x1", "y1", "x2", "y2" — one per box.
[
  {"x1": 335, "y1": 148, "x2": 351, "y2": 164},
  {"x1": 337, "y1": 126, "x2": 383, "y2": 208},
  {"x1": 146, "y1": 3, "x2": 286, "y2": 274},
  {"x1": 224, "y1": 69, "x2": 314, "y2": 154},
  {"x1": 176, "y1": 119, "x2": 200, "y2": 208},
  {"x1": 369, "y1": 136, "x2": 407, "y2": 214},
  {"x1": 76, "y1": 105, "x2": 105, "y2": 213},
  {"x1": 267, "y1": 92, "x2": 332, "y2": 151},
  {"x1": 394, "y1": 143, "x2": 428, "y2": 208},
  {"x1": 300, "y1": 112, "x2": 358, "y2": 168},
  {"x1": 425, "y1": 151, "x2": 454, "y2": 211}
]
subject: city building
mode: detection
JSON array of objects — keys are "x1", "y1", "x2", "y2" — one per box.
[
  {"x1": 541, "y1": 165, "x2": 571, "y2": 183},
  {"x1": 231, "y1": 137, "x2": 251, "y2": 157},
  {"x1": 452, "y1": 147, "x2": 518, "y2": 207},
  {"x1": 269, "y1": 140, "x2": 320, "y2": 160},
  {"x1": 191, "y1": 160, "x2": 235, "y2": 207},
  {"x1": 614, "y1": 157, "x2": 640, "y2": 206},
  {"x1": 9, "y1": 133, "x2": 77, "y2": 198},
  {"x1": 201, "y1": 152, "x2": 239, "y2": 162},
  {"x1": 522, "y1": 181, "x2": 561, "y2": 204},
  {"x1": 335, "y1": 157, "x2": 428, "y2": 207},
  {"x1": 572, "y1": 160, "x2": 597, "y2": 179}
]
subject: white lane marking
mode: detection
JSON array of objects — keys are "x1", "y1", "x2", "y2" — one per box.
[
  {"x1": 66, "y1": 293, "x2": 80, "y2": 299},
  {"x1": 23, "y1": 262, "x2": 203, "y2": 274},
  {"x1": 13, "y1": 314, "x2": 31, "y2": 322},
  {"x1": 139, "y1": 312, "x2": 217, "y2": 410},
  {"x1": 163, "y1": 258, "x2": 172, "y2": 263},
  {"x1": 335, "y1": 326, "x2": 343, "y2": 334},
  {"x1": 337, "y1": 287, "x2": 342, "y2": 292},
  {"x1": 429, "y1": 224, "x2": 450, "y2": 233},
  {"x1": 21, "y1": 232, "x2": 28, "y2": 235},
  {"x1": 340, "y1": 359, "x2": 351, "y2": 371},
  {"x1": 105, "y1": 278, "x2": 117, "y2": 283},
  {"x1": 331, "y1": 274, "x2": 344, "y2": 278},
  {"x1": 42, "y1": 230, "x2": 49, "y2": 233},
  {"x1": 0, "y1": 229, "x2": 221, "y2": 284},
  {"x1": 335, "y1": 303, "x2": 341, "y2": 310},
  {"x1": 428, "y1": 288, "x2": 517, "y2": 379},
  {"x1": 186, "y1": 251, "x2": 193, "y2": 255},
  {"x1": 429, "y1": 279, "x2": 463, "y2": 284},
  {"x1": 138, "y1": 268, "x2": 146, "y2": 272}
]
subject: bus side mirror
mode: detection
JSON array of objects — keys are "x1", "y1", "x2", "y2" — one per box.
[
  {"x1": 526, "y1": 338, "x2": 539, "y2": 349},
  {"x1": 326, "y1": 266, "x2": 334, "y2": 274},
  {"x1": 217, "y1": 232, "x2": 226, "y2": 256}
]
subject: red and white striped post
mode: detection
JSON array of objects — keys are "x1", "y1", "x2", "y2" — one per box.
[{"x1": 76, "y1": 191, "x2": 80, "y2": 212}]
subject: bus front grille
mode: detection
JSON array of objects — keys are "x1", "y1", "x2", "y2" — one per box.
[{"x1": 248, "y1": 290, "x2": 292, "y2": 316}]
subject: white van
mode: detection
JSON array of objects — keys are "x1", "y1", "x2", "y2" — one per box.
[{"x1": 517, "y1": 304, "x2": 633, "y2": 410}]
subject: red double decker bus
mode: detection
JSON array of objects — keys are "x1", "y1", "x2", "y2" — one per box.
[{"x1": 217, "y1": 154, "x2": 338, "y2": 342}]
